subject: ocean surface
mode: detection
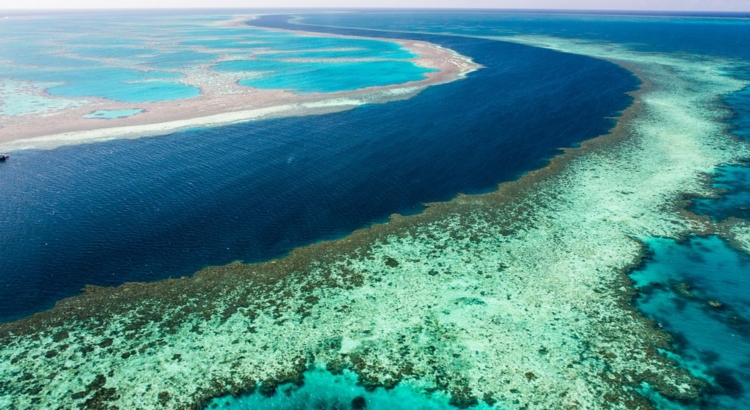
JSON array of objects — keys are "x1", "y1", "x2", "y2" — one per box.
[
  {"x1": 1, "y1": 10, "x2": 750, "y2": 410},
  {"x1": 632, "y1": 236, "x2": 750, "y2": 409}
]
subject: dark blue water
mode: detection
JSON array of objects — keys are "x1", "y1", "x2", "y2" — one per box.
[
  {"x1": 647, "y1": 85, "x2": 750, "y2": 408},
  {"x1": 689, "y1": 83, "x2": 750, "y2": 221},
  {"x1": 215, "y1": 59, "x2": 434, "y2": 94},
  {"x1": 208, "y1": 367, "x2": 489, "y2": 410},
  {"x1": 0, "y1": 14, "x2": 636, "y2": 322},
  {"x1": 673, "y1": 77, "x2": 750, "y2": 410},
  {"x1": 690, "y1": 164, "x2": 750, "y2": 221},
  {"x1": 0, "y1": 13, "x2": 431, "y2": 101}
]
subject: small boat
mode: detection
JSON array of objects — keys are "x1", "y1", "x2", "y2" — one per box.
[{"x1": 0, "y1": 153, "x2": 8, "y2": 161}]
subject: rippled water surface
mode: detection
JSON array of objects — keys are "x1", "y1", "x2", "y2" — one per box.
[{"x1": 0, "y1": 12, "x2": 430, "y2": 102}]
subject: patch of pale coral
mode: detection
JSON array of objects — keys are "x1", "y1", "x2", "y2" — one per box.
[{"x1": 725, "y1": 219, "x2": 750, "y2": 254}]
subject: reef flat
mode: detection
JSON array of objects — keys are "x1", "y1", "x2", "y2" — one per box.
[
  {"x1": 2, "y1": 33, "x2": 749, "y2": 409},
  {"x1": 0, "y1": 16, "x2": 477, "y2": 151}
]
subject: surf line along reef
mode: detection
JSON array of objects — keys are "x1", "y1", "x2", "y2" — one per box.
[{"x1": 3, "y1": 16, "x2": 750, "y2": 410}]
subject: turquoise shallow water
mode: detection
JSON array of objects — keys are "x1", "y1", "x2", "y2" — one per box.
[
  {"x1": 208, "y1": 368, "x2": 490, "y2": 410},
  {"x1": 690, "y1": 165, "x2": 750, "y2": 222},
  {"x1": 180, "y1": 38, "x2": 265, "y2": 49},
  {"x1": 631, "y1": 236, "x2": 750, "y2": 409},
  {"x1": 0, "y1": 13, "x2": 429, "y2": 104},
  {"x1": 51, "y1": 80, "x2": 198, "y2": 104},
  {"x1": 215, "y1": 59, "x2": 435, "y2": 93},
  {"x1": 183, "y1": 34, "x2": 415, "y2": 59},
  {"x1": 207, "y1": 34, "x2": 427, "y2": 93},
  {"x1": 260, "y1": 36, "x2": 417, "y2": 59}
]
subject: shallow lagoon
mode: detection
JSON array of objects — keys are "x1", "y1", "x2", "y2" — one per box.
[
  {"x1": 141, "y1": 50, "x2": 218, "y2": 69},
  {"x1": 0, "y1": 67, "x2": 199, "y2": 103},
  {"x1": 632, "y1": 236, "x2": 750, "y2": 409},
  {"x1": 690, "y1": 165, "x2": 750, "y2": 222},
  {"x1": 0, "y1": 14, "x2": 432, "y2": 105}
]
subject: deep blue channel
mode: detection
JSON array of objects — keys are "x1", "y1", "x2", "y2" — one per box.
[{"x1": 0, "y1": 14, "x2": 636, "y2": 321}]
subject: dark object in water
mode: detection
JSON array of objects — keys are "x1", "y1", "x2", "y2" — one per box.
[
  {"x1": 351, "y1": 396, "x2": 367, "y2": 409},
  {"x1": 0, "y1": 153, "x2": 8, "y2": 161}
]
